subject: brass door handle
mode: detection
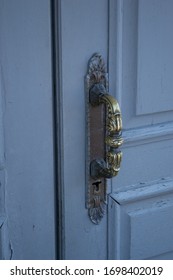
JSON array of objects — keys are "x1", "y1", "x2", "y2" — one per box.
[
  {"x1": 85, "y1": 53, "x2": 123, "y2": 224},
  {"x1": 89, "y1": 83, "x2": 123, "y2": 179}
]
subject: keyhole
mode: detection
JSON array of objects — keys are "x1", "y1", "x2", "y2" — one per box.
[{"x1": 92, "y1": 181, "x2": 102, "y2": 192}]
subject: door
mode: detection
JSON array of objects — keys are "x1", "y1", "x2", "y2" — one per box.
[
  {"x1": 1, "y1": 0, "x2": 173, "y2": 260},
  {"x1": 0, "y1": 0, "x2": 56, "y2": 259},
  {"x1": 57, "y1": 0, "x2": 173, "y2": 260}
]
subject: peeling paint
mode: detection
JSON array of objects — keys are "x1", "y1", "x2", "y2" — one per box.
[
  {"x1": 9, "y1": 241, "x2": 13, "y2": 260},
  {"x1": 0, "y1": 215, "x2": 13, "y2": 260},
  {"x1": 3, "y1": 169, "x2": 14, "y2": 260},
  {"x1": 0, "y1": 64, "x2": 6, "y2": 170},
  {"x1": 0, "y1": 219, "x2": 5, "y2": 229}
]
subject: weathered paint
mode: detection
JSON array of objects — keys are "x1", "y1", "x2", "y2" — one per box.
[
  {"x1": 0, "y1": 0, "x2": 173, "y2": 260},
  {"x1": 0, "y1": 0, "x2": 56, "y2": 259}
]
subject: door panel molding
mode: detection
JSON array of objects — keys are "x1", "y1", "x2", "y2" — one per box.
[
  {"x1": 137, "y1": 0, "x2": 173, "y2": 115},
  {"x1": 109, "y1": 0, "x2": 123, "y2": 108},
  {"x1": 109, "y1": 0, "x2": 173, "y2": 130},
  {"x1": 111, "y1": 177, "x2": 173, "y2": 204},
  {"x1": 123, "y1": 121, "x2": 173, "y2": 148},
  {"x1": 108, "y1": 177, "x2": 173, "y2": 259}
]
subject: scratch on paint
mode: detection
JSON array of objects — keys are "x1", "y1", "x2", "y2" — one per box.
[
  {"x1": 0, "y1": 220, "x2": 5, "y2": 229},
  {"x1": 9, "y1": 241, "x2": 13, "y2": 260}
]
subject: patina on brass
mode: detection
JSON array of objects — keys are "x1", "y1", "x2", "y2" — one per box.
[
  {"x1": 85, "y1": 53, "x2": 123, "y2": 224},
  {"x1": 89, "y1": 83, "x2": 123, "y2": 179}
]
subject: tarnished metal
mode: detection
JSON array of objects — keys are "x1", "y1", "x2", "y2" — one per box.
[
  {"x1": 89, "y1": 83, "x2": 123, "y2": 179},
  {"x1": 85, "y1": 53, "x2": 123, "y2": 224}
]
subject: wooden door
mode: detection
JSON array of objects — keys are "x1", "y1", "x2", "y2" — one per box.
[
  {"x1": 58, "y1": 0, "x2": 173, "y2": 260},
  {"x1": 0, "y1": 0, "x2": 56, "y2": 259},
  {"x1": 1, "y1": 0, "x2": 173, "y2": 260},
  {"x1": 108, "y1": 0, "x2": 173, "y2": 260}
]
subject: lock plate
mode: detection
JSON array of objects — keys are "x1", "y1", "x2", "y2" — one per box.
[{"x1": 85, "y1": 53, "x2": 108, "y2": 224}]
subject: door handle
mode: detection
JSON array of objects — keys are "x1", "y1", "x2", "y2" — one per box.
[
  {"x1": 89, "y1": 83, "x2": 123, "y2": 179},
  {"x1": 85, "y1": 53, "x2": 123, "y2": 224}
]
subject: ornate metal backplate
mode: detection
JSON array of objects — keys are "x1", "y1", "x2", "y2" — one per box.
[
  {"x1": 85, "y1": 53, "x2": 108, "y2": 224},
  {"x1": 85, "y1": 53, "x2": 123, "y2": 224}
]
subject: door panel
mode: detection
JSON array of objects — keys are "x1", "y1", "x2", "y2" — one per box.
[
  {"x1": 109, "y1": 0, "x2": 173, "y2": 130},
  {"x1": 137, "y1": 0, "x2": 173, "y2": 115},
  {"x1": 60, "y1": 0, "x2": 173, "y2": 259},
  {"x1": 0, "y1": 0, "x2": 55, "y2": 259},
  {"x1": 108, "y1": 0, "x2": 173, "y2": 259},
  {"x1": 109, "y1": 178, "x2": 173, "y2": 259}
]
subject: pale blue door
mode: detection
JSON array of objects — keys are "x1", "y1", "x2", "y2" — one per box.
[
  {"x1": 59, "y1": 0, "x2": 173, "y2": 259},
  {"x1": 0, "y1": 0, "x2": 56, "y2": 259},
  {"x1": 1, "y1": 0, "x2": 173, "y2": 260}
]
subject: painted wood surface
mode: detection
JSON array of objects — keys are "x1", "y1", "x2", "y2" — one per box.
[
  {"x1": 110, "y1": 0, "x2": 173, "y2": 130},
  {"x1": 0, "y1": 0, "x2": 56, "y2": 259},
  {"x1": 0, "y1": 69, "x2": 5, "y2": 169},
  {"x1": 108, "y1": 0, "x2": 173, "y2": 259},
  {"x1": 60, "y1": 0, "x2": 109, "y2": 260},
  {"x1": 137, "y1": 0, "x2": 173, "y2": 115},
  {"x1": 109, "y1": 178, "x2": 173, "y2": 259},
  {"x1": 0, "y1": 32, "x2": 8, "y2": 259},
  {"x1": 0, "y1": 0, "x2": 173, "y2": 260},
  {"x1": 60, "y1": 0, "x2": 173, "y2": 259}
]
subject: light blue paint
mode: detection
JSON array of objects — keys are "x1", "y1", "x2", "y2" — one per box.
[
  {"x1": 0, "y1": 0, "x2": 173, "y2": 260},
  {"x1": 0, "y1": 0, "x2": 56, "y2": 259}
]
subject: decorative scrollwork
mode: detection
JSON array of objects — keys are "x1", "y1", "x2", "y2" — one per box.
[
  {"x1": 89, "y1": 196, "x2": 106, "y2": 225},
  {"x1": 106, "y1": 151, "x2": 122, "y2": 177},
  {"x1": 90, "y1": 150, "x2": 122, "y2": 179},
  {"x1": 88, "y1": 53, "x2": 106, "y2": 84},
  {"x1": 105, "y1": 135, "x2": 123, "y2": 148},
  {"x1": 89, "y1": 83, "x2": 123, "y2": 179},
  {"x1": 86, "y1": 53, "x2": 123, "y2": 224}
]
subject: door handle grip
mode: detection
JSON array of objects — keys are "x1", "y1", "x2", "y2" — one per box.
[
  {"x1": 89, "y1": 83, "x2": 123, "y2": 179},
  {"x1": 86, "y1": 53, "x2": 123, "y2": 224}
]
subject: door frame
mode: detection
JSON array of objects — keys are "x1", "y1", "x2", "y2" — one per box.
[
  {"x1": 51, "y1": 0, "x2": 64, "y2": 260},
  {"x1": 51, "y1": 0, "x2": 122, "y2": 260}
]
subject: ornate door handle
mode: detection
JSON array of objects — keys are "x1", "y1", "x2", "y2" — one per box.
[
  {"x1": 89, "y1": 83, "x2": 123, "y2": 179},
  {"x1": 85, "y1": 53, "x2": 123, "y2": 224}
]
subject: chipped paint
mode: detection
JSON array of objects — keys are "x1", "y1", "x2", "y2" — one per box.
[
  {"x1": 0, "y1": 64, "x2": 5, "y2": 170},
  {"x1": 0, "y1": 63, "x2": 13, "y2": 260}
]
